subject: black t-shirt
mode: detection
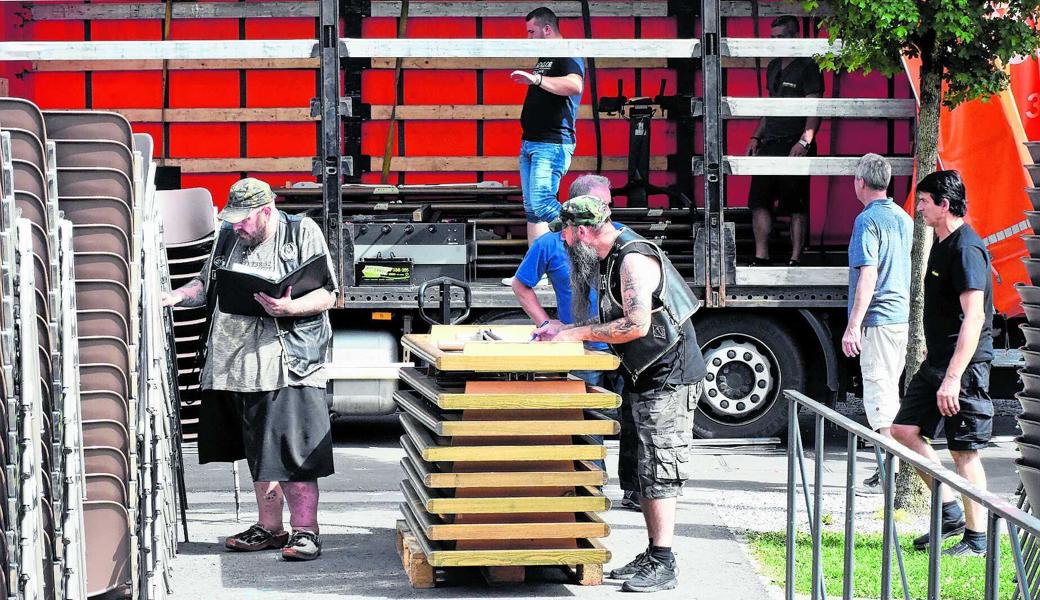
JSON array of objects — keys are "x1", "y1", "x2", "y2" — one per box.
[
  {"x1": 923, "y1": 224, "x2": 994, "y2": 367},
  {"x1": 520, "y1": 57, "x2": 585, "y2": 144},
  {"x1": 761, "y1": 57, "x2": 824, "y2": 142}
]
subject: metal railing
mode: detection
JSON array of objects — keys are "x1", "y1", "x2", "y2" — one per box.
[{"x1": 785, "y1": 389, "x2": 1040, "y2": 600}]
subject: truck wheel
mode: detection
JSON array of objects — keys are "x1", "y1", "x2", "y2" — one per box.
[
  {"x1": 472, "y1": 310, "x2": 533, "y2": 326},
  {"x1": 691, "y1": 313, "x2": 804, "y2": 439}
]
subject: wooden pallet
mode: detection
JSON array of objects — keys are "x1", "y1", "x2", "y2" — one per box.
[{"x1": 399, "y1": 367, "x2": 621, "y2": 409}]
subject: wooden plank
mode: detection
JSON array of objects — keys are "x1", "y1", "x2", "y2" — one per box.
[
  {"x1": 0, "y1": 40, "x2": 316, "y2": 62},
  {"x1": 371, "y1": 1, "x2": 668, "y2": 17},
  {"x1": 368, "y1": 104, "x2": 664, "y2": 121},
  {"x1": 27, "y1": 1, "x2": 319, "y2": 20},
  {"x1": 401, "y1": 505, "x2": 611, "y2": 568},
  {"x1": 395, "y1": 520, "x2": 436, "y2": 589},
  {"x1": 344, "y1": 38, "x2": 699, "y2": 59},
  {"x1": 400, "y1": 484, "x2": 609, "y2": 540},
  {"x1": 113, "y1": 108, "x2": 315, "y2": 123},
  {"x1": 721, "y1": 37, "x2": 840, "y2": 58},
  {"x1": 723, "y1": 97, "x2": 916, "y2": 119},
  {"x1": 369, "y1": 57, "x2": 668, "y2": 69},
  {"x1": 710, "y1": 156, "x2": 915, "y2": 176},
  {"x1": 404, "y1": 466, "x2": 608, "y2": 514},
  {"x1": 160, "y1": 157, "x2": 312, "y2": 173},
  {"x1": 398, "y1": 367, "x2": 621, "y2": 410},
  {"x1": 402, "y1": 334, "x2": 621, "y2": 372},
  {"x1": 735, "y1": 266, "x2": 849, "y2": 287},
  {"x1": 371, "y1": 155, "x2": 666, "y2": 173},
  {"x1": 30, "y1": 58, "x2": 319, "y2": 72},
  {"x1": 401, "y1": 414, "x2": 606, "y2": 463},
  {"x1": 0, "y1": 78, "x2": 7, "y2": 97}
]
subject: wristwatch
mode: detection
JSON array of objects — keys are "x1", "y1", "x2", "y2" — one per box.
[{"x1": 798, "y1": 139, "x2": 810, "y2": 148}]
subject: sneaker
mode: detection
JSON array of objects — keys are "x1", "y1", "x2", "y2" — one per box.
[
  {"x1": 620, "y1": 491, "x2": 642, "y2": 512},
  {"x1": 608, "y1": 546, "x2": 652, "y2": 580},
  {"x1": 942, "y1": 540, "x2": 986, "y2": 558},
  {"x1": 281, "y1": 530, "x2": 322, "y2": 561},
  {"x1": 224, "y1": 524, "x2": 289, "y2": 552},
  {"x1": 621, "y1": 555, "x2": 678, "y2": 593},
  {"x1": 862, "y1": 468, "x2": 880, "y2": 487},
  {"x1": 913, "y1": 517, "x2": 966, "y2": 551}
]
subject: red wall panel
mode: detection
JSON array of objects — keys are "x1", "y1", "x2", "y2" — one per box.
[
  {"x1": 182, "y1": 174, "x2": 241, "y2": 210},
  {"x1": 246, "y1": 123, "x2": 316, "y2": 157},
  {"x1": 168, "y1": 123, "x2": 239, "y2": 158},
  {"x1": 92, "y1": 72, "x2": 164, "y2": 108},
  {"x1": 245, "y1": 18, "x2": 315, "y2": 39},
  {"x1": 91, "y1": 20, "x2": 161, "y2": 41},
  {"x1": 168, "y1": 19, "x2": 237, "y2": 40},
  {"x1": 404, "y1": 121, "x2": 476, "y2": 156},
  {"x1": 404, "y1": 71, "x2": 476, "y2": 104},
  {"x1": 28, "y1": 73, "x2": 87, "y2": 109},
  {"x1": 245, "y1": 71, "x2": 315, "y2": 108},
  {"x1": 169, "y1": 71, "x2": 240, "y2": 108}
]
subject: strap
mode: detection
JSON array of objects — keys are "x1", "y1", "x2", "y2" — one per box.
[
  {"x1": 751, "y1": 0, "x2": 763, "y2": 97},
  {"x1": 579, "y1": 0, "x2": 603, "y2": 173},
  {"x1": 380, "y1": 0, "x2": 410, "y2": 183}
]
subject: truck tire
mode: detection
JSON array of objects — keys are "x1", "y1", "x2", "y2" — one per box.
[
  {"x1": 472, "y1": 310, "x2": 533, "y2": 326},
  {"x1": 691, "y1": 313, "x2": 804, "y2": 439}
]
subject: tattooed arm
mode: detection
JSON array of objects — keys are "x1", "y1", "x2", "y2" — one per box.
[
  {"x1": 161, "y1": 277, "x2": 206, "y2": 308},
  {"x1": 552, "y1": 252, "x2": 661, "y2": 344}
]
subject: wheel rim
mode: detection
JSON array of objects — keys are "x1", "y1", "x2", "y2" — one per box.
[{"x1": 699, "y1": 333, "x2": 780, "y2": 425}]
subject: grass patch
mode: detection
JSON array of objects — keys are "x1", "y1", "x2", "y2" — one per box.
[{"x1": 747, "y1": 530, "x2": 1022, "y2": 600}]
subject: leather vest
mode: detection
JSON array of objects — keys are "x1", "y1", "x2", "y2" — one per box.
[
  {"x1": 599, "y1": 228, "x2": 701, "y2": 382},
  {"x1": 206, "y1": 212, "x2": 332, "y2": 378}
]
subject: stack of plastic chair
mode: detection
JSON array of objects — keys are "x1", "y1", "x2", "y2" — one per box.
[{"x1": 158, "y1": 188, "x2": 215, "y2": 439}]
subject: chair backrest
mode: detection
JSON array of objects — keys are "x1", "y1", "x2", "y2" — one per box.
[
  {"x1": 43, "y1": 110, "x2": 132, "y2": 148},
  {"x1": 158, "y1": 188, "x2": 216, "y2": 245}
]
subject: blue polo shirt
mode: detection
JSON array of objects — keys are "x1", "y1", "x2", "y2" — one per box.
[
  {"x1": 848, "y1": 198, "x2": 913, "y2": 326},
  {"x1": 514, "y1": 224, "x2": 623, "y2": 351}
]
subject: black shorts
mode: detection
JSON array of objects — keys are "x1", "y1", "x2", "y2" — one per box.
[
  {"x1": 893, "y1": 361, "x2": 993, "y2": 451},
  {"x1": 747, "y1": 137, "x2": 815, "y2": 215},
  {"x1": 198, "y1": 386, "x2": 335, "y2": 482}
]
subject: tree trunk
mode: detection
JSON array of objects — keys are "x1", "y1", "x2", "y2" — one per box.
[{"x1": 894, "y1": 43, "x2": 942, "y2": 513}]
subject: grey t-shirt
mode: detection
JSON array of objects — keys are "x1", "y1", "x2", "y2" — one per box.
[{"x1": 199, "y1": 216, "x2": 337, "y2": 392}]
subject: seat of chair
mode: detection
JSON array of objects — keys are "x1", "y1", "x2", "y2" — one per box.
[
  {"x1": 157, "y1": 188, "x2": 216, "y2": 246},
  {"x1": 80, "y1": 390, "x2": 129, "y2": 425},
  {"x1": 77, "y1": 336, "x2": 130, "y2": 375},
  {"x1": 71, "y1": 223, "x2": 130, "y2": 259},
  {"x1": 56, "y1": 167, "x2": 132, "y2": 203},
  {"x1": 12, "y1": 158, "x2": 47, "y2": 200},
  {"x1": 78, "y1": 363, "x2": 130, "y2": 399},
  {"x1": 75, "y1": 309, "x2": 129, "y2": 341},
  {"x1": 53, "y1": 139, "x2": 133, "y2": 175},
  {"x1": 81, "y1": 419, "x2": 130, "y2": 454},
  {"x1": 58, "y1": 196, "x2": 132, "y2": 234},
  {"x1": 82, "y1": 500, "x2": 131, "y2": 597},
  {"x1": 4, "y1": 127, "x2": 46, "y2": 170}
]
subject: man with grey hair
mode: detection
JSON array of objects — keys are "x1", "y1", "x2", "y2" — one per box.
[
  {"x1": 841, "y1": 153, "x2": 913, "y2": 490},
  {"x1": 569, "y1": 173, "x2": 612, "y2": 201}
]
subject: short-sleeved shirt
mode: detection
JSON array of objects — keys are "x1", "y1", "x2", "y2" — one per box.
[
  {"x1": 923, "y1": 223, "x2": 994, "y2": 367},
  {"x1": 761, "y1": 57, "x2": 824, "y2": 141},
  {"x1": 520, "y1": 57, "x2": 585, "y2": 144},
  {"x1": 199, "y1": 216, "x2": 338, "y2": 392},
  {"x1": 847, "y1": 198, "x2": 914, "y2": 326},
  {"x1": 514, "y1": 224, "x2": 622, "y2": 352}
]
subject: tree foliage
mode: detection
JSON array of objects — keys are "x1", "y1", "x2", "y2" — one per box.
[{"x1": 802, "y1": 0, "x2": 1040, "y2": 107}]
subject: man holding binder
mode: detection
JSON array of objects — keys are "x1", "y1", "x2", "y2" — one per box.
[{"x1": 162, "y1": 178, "x2": 337, "y2": 561}]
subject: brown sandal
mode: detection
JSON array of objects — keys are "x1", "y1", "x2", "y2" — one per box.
[{"x1": 225, "y1": 524, "x2": 289, "y2": 552}]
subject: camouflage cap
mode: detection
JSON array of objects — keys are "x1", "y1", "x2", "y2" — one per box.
[
  {"x1": 549, "y1": 194, "x2": 610, "y2": 232},
  {"x1": 217, "y1": 178, "x2": 275, "y2": 223}
]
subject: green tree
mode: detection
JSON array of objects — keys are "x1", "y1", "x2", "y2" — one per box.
[{"x1": 802, "y1": 0, "x2": 1040, "y2": 509}]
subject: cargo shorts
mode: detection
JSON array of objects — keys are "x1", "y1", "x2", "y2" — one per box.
[{"x1": 629, "y1": 380, "x2": 703, "y2": 499}]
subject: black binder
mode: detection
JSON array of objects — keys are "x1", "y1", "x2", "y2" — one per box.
[{"x1": 215, "y1": 254, "x2": 332, "y2": 317}]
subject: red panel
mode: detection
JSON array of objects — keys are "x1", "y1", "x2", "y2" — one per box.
[
  {"x1": 27, "y1": 73, "x2": 86, "y2": 109},
  {"x1": 24, "y1": 20, "x2": 84, "y2": 41},
  {"x1": 361, "y1": 173, "x2": 400, "y2": 184},
  {"x1": 361, "y1": 71, "x2": 395, "y2": 104},
  {"x1": 181, "y1": 174, "x2": 240, "y2": 210},
  {"x1": 591, "y1": 18, "x2": 634, "y2": 38},
  {"x1": 92, "y1": 72, "x2": 163, "y2": 108},
  {"x1": 482, "y1": 18, "x2": 526, "y2": 38},
  {"x1": 405, "y1": 172, "x2": 478, "y2": 184},
  {"x1": 574, "y1": 120, "x2": 629, "y2": 156},
  {"x1": 130, "y1": 123, "x2": 164, "y2": 154},
  {"x1": 586, "y1": 68, "x2": 637, "y2": 101},
  {"x1": 483, "y1": 69, "x2": 529, "y2": 105},
  {"x1": 482, "y1": 122, "x2": 522, "y2": 156},
  {"x1": 641, "y1": 18, "x2": 678, "y2": 38},
  {"x1": 246, "y1": 18, "x2": 315, "y2": 39},
  {"x1": 361, "y1": 121, "x2": 399, "y2": 155},
  {"x1": 407, "y1": 18, "x2": 475, "y2": 38},
  {"x1": 91, "y1": 20, "x2": 161, "y2": 41},
  {"x1": 245, "y1": 71, "x2": 315, "y2": 108},
  {"x1": 556, "y1": 19, "x2": 585, "y2": 38},
  {"x1": 246, "y1": 123, "x2": 316, "y2": 157},
  {"x1": 362, "y1": 17, "x2": 397, "y2": 38},
  {"x1": 404, "y1": 121, "x2": 476, "y2": 156},
  {"x1": 640, "y1": 69, "x2": 678, "y2": 97},
  {"x1": 169, "y1": 71, "x2": 240, "y2": 108},
  {"x1": 168, "y1": 123, "x2": 239, "y2": 158},
  {"x1": 169, "y1": 19, "x2": 237, "y2": 40},
  {"x1": 404, "y1": 71, "x2": 476, "y2": 104}
]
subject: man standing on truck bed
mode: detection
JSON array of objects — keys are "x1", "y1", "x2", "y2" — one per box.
[
  {"x1": 162, "y1": 178, "x2": 337, "y2": 561},
  {"x1": 745, "y1": 15, "x2": 823, "y2": 267},
  {"x1": 510, "y1": 174, "x2": 640, "y2": 511},
  {"x1": 535, "y1": 196, "x2": 706, "y2": 592},
  {"x1": 841, "y1": 154, "x2": 913, "y2": 490},
  {"x1": 511, "y1": 6, "x2": 585, "y2": 248},
  {"x1": 892, "y1": 170, "x2": 994, "y2": 558}
]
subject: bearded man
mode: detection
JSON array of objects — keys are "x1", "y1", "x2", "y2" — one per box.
[{"x1": 534, "y1": 195, "x2": 707, "y2": 593}]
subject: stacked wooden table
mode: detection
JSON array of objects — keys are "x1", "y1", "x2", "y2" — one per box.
[{"x1": 394, "y1": 325, "x2": 620, "y2": 588}]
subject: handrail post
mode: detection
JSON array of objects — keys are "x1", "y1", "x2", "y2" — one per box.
[
  {"x1": 786, "y1": 393, "x2": 797, "y2": 600},
  {"x1": 812, "y1": 413, "x2": 825, "y2": 600},
  {"x1": 927, "y1": 479, "x2": 943, "y2": 600},
  {"x1": 842, "y1": 431, "x2": 856, "y2": 600},
  {"x1": 987, "y1": 511, "x2": 1002, "y2": 600},
  {"x1": 881, "y1": 451, "x2": 895, "y2": 600},
  {"x1": 1011, "y1": 520, "x2": 1034, "y2": 600}
]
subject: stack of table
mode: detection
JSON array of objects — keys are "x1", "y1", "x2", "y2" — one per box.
[{"x1": 394, "y1": 325, "x2": 620, "y2": 588}]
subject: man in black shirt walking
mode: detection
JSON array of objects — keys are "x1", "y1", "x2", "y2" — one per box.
[
  {"x1": 745, "y1": 16, "x2": 824, "y2": 266},
  {"x1": 511, "y1": 7, "x2": 585, "y2": 247},
  {"x1": 892, "y1": 170, "x2": 994, "y2": 558}
]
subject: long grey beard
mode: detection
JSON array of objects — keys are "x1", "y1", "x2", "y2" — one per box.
[{"x1": 567, "y1": 241, "x2": 601, "y2": 326}]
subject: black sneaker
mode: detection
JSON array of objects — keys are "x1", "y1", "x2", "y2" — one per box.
[
  {"x1": 942, "y1": 540, "x2": 986, "y2": 558},
  {"x1": 913, "y1": 517, "x2": 966, "y2": 551},
  {"x1": 281, "y1": 530, "x2": 322, "y2": 561},
  {"x1": 621, "y1": 555, "x2": 677, "y2": 593},
  {"x1": 620, "y1": 491, "x2": 642, "y2": 512},
  {"x1": 608, "y1": 546, "x2": 652, "y2": 580},
  {"x1": 862, "y1": 468, "x2": 880, "y2": 487},
  {"x1": 225, "y1": 524, "x2": 289, "y2": 552}
]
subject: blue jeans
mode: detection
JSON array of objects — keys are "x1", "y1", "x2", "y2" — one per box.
[{"x1": 519, "y1": 140, "x2": 575, "y2": 223}]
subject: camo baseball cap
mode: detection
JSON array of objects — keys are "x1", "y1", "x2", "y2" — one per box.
[
  {"x1": 549, "y1": 194, "x2": 610, "y2": 232},
  {"x1": 217, "y1": 178, "x2": 275, "y2": 223}
]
